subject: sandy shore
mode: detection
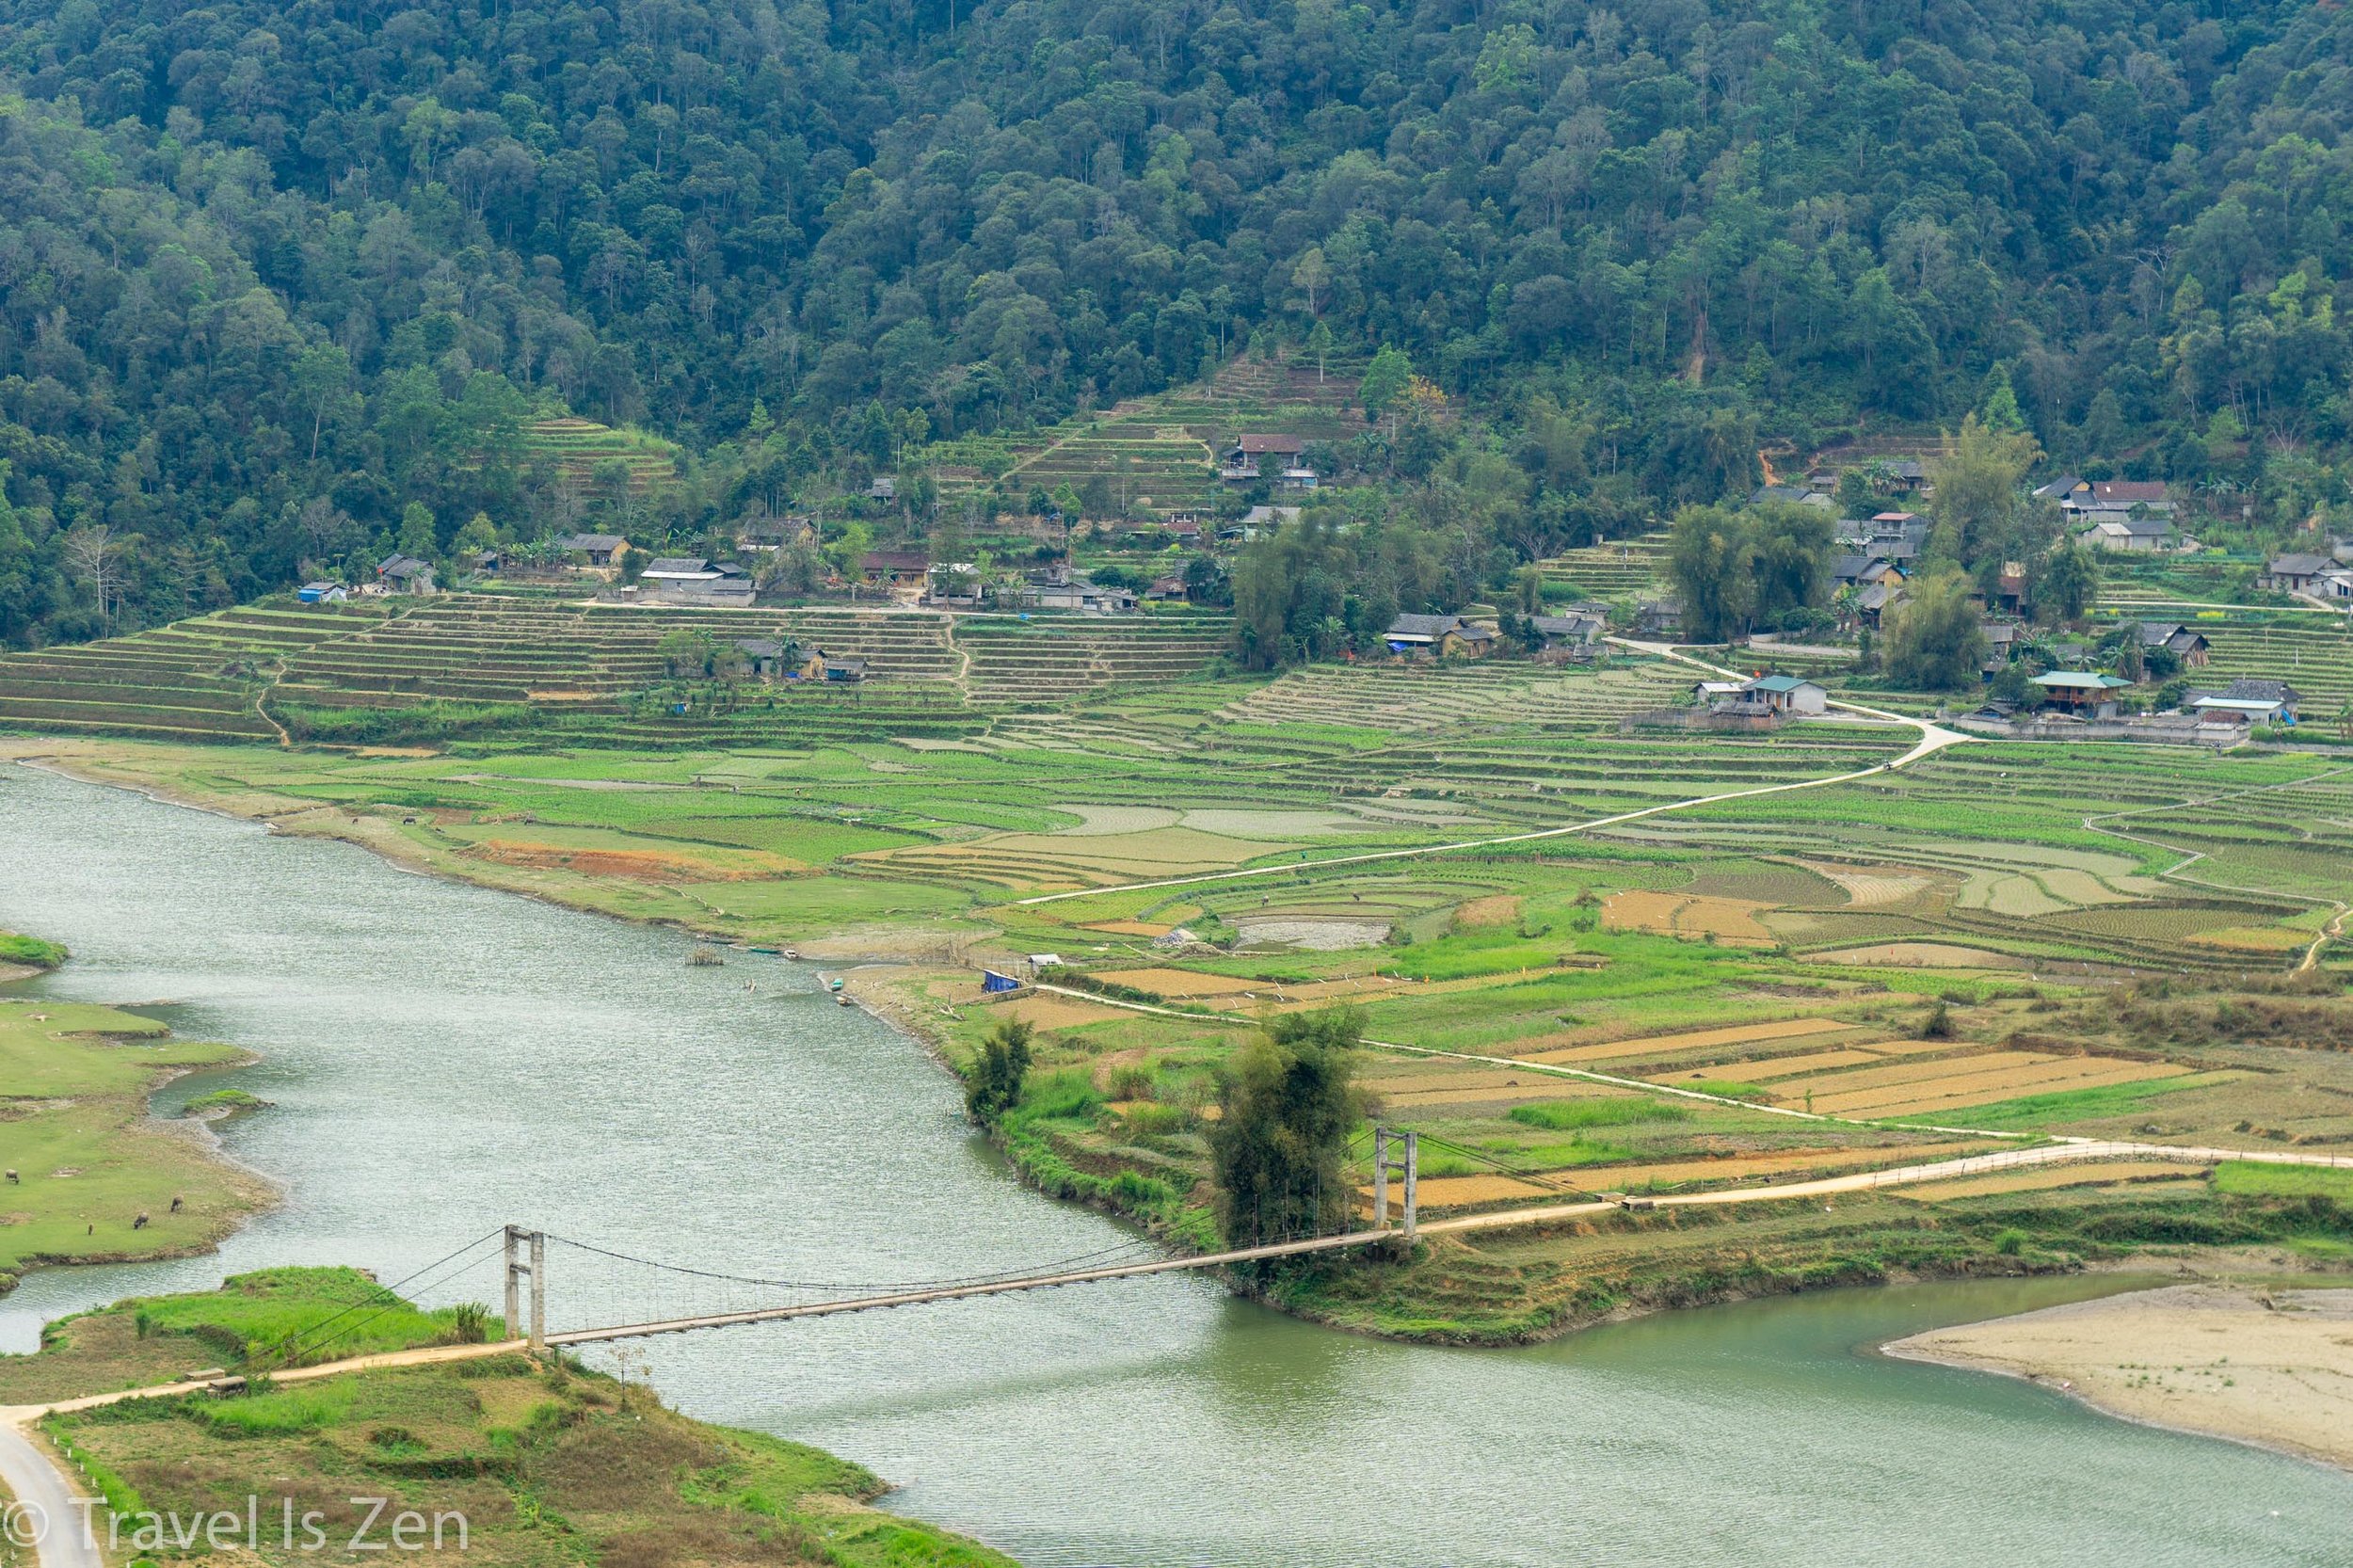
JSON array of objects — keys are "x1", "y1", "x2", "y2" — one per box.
[{"x1": 1891, "y1": 1283, "x2": 2353, "y2": 1471}]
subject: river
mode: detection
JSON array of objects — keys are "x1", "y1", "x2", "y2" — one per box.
[{"x1": 3, "y1": 761, "x2": 2348, "y2": 1565}]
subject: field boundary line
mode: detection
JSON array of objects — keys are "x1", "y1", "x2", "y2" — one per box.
[
  {"x1": 1012, "y1": 644, "x2": 1969, "y2": 906},
  {"x1": 2078, "y1": 764, "x2": 2353, "y2": 971},
  {"x1": 1024, "y1": 983, "x2": 2028, "y2": 1140}
]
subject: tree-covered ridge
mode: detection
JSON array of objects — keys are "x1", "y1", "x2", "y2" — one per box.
[{"x1": 3, "y1": 0, "x2": 2353, "y2": 644}]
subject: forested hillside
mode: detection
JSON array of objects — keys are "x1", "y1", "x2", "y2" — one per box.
[{"x1": 2, "y1": 0, "x2": 2352, "y2": 643}]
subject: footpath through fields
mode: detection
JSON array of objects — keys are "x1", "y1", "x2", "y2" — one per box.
[{"x1": 1016, "y1": 641, "x2": 1971, "y2": 905}]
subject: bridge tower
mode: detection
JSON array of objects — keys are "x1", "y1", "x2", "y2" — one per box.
[
  {"x1": 1370, "y1": 1127, "x2": 1418, "y2": 1240},
  {"x1": 503, "y1": 1225, "x2": 548, "y2": 1350}
]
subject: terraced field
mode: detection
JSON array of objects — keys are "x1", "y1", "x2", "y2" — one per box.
[
  {"x1": 519, "y1": 416, "x2": 681, "y2": 493},
  {"x1": 2190, "y1": 616, "x2": 2353, "y2": 716},
  {"x1": 0, "y1": 603, "x2": 391, "y2": 741},
  {"x1": 1212, "y1": 658, "x2": 1693, "y2": 731},
  {"x1": 1536, "y1": 533, "x2": 1671, "y2": 600},
  {"x1": 0, "y1": 597, "x2": 1233, "y2": 747},
  {"x1": 924, "y1": 356, "x2": 1367, "y2": 513}
]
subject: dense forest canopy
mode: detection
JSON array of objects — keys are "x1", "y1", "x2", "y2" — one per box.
[{"x1": 3, "y1": 0, "x2": 2353, "y2": 644}]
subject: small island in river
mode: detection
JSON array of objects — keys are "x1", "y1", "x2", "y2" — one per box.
[{"x1": 1890, "y1": 1282, "x2": 2353, "y2": 1473}]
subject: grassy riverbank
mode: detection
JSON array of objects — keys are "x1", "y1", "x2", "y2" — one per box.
[
  {"x1": 0, "y1": 980, "x2": 271, "y2": 1295},
  {"x1": 3, "y1": 1268, "x2": 1015, "y2": 1566},
  {"x1": 7, "y1": 708, "x2": 2353, "y2": 1346}
]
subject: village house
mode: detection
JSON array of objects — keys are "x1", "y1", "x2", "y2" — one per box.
[
  {"x1": 1991, "y1": 560, "x2": 2028, "y2": 615},
  {"x1": 296, "y1": 582, "x2": 346, "y2": 603},
  {"x1": 667, "y1": 572, "x2": 755, "y2": 607},
  {"x1": 731, "y1": 637, "x2": 793, "y2": 680},
  {"x1": 822, "y1": 656, "x2": 869, "y2": 683},
  {"x1": 636, "y1": 558, "x2": 753, "y2": 606},
  {"x1": 868, "y1": 476, "x2": 896, "y2": 502},
  {"x1": 2078, "y1": 479, "x2": 2172, "y2": 517},
  {"x1": 1737, "y1": 674, "x2": 1829, "y2": 715},
  {"x1": 737, "y1": 517, "x2": 815, "y2": 552},
  {"x1": 2137, "y1": 622, "x2": 2212, "y2": 668},
  {"x1": 2262, "y1": 552, "x2": 2337, "y2": 593},
  {"x1": 1749, "y1": 483, "x2": 1834, "y2": 508},
  {"x1": 1528, "y1": 611, "x2": 1606, "y2": 660},
  {"x1": 554, "y1": 533, "x2": 630, "y2": 568},
  {"x1": 1020, "y1": 574, "x2": 1139, "y2": 614},
  {"x1": 2034, "y1": 670, "x2": 2133, "y2": 717},
  {"x1": 1980, "y1": 618, "x2": 2025, "y2": 674},
  {"x1": 859, "y1": 550, "x2": 929, "y2": 586},
  {"x1": 2077, "y1": 514, "x2": 2188, "y2": 553},
  {"x1": 1634, "y1": 598, "x2": 1683, "y2": 638},
  {"x1": 376, "y1": 553, "x2": 436, "y2": 596},
  {"x1": 2190, "y1": 678, "x2": 2300, "y2": 726},
  {"x1": 1385, "y1": 613, "x2": 1497, "y2": 659},
  {"x1": 1853, "y1": 578, "x2": 1908, "y2": 629},
  {"x1": 1222, "y1": 435, "x2": 1307, "y2": 483}
]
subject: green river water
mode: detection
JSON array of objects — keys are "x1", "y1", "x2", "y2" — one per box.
[{"x1": 3, "y1": 762, "x2": 2349, "y2": 1565}]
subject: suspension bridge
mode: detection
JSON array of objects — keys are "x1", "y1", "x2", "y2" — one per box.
[
  {"x1": 242, "y1": 1130, "x2": 2353, "y2": 1369},
  {"x1": 486, "y1": 1127, "x2": 1437, "y2": 1351}
]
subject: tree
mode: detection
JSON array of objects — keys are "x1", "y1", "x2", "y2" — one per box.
[
  {"x1": 964, "y1": 1018, "x2": 1032, "y2": 1126},
  {"x1": 1979, "y1": 365, "x2": 2026, "y2": 432},
  {"x1": 2033, "y1": 542, "x2": 2099, "y2": 623},
  {"x1": 1209, "y1": 1007, "x2": 1364, "y2": 1249},
  {"x1": 658, "y1": 628, "x2": 715, "y2": 678},
  {"x1": 1305, "y1": 321, "x2": 1334, "y2": 383},
  {"x1": 1881, "y1": 570, "x2": 1990, "y2": 690},
  {"x1": 1358, "y1": 346, "x2": 1412, "y2": 424},
  {"x1": 1928, "y1": 415, "x2": 2041, "y2": 571},
  {"x1": 61, "y1": 526, "x2": 124, "y2": 629},
  {"x1": 1290, "y1": 248, "x2": 1331, "y2": 317},
  {"x1": 824, "y1": 519, "x2": 872, "y2": 583},
  {"x1": 396, "y1": 503, "x2": 439, "y2": 561},
  {"x1": 1747, "y1": 504, "x2": 1834, "y2": 625},
  {"x1": 1666, "y1": 504, "x2": 1755, "y2": 641}
]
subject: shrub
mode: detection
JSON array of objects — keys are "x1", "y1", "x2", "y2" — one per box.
[
  {"x1": 1507, "y1": 1099, "x2": 1690, "y2": 1131},
  {"x1": 1993, "y1": 1227, "x2": 2029, "y2": 1256},
  {"x1": 963, "y1": 1018, "x2": 1032, "y2": 1127}
]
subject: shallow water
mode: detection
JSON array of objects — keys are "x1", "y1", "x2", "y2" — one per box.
[{"x1": 5, "y1": 761, "x2": 2349, "y2": 1566}]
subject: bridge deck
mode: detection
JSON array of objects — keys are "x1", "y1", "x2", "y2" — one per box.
[{"x1": 546, "y1": 1227, "x2": 1392, "y2": 1345}]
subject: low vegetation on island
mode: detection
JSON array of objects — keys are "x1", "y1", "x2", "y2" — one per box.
[
  {"x1": 0, "y1": 994, "x2": 268, "y2": 1295},
  {"x1": 3, "y1": 1269, "x2": 1011, "y2": 1568}
]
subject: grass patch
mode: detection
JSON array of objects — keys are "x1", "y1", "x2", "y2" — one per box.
[
  {"x1": 0, "y1": 930, "x2": 66, "y2": 967},
  {"x1": 1882, "y1": 1072, "x2": 2225, "y2": 1131},
  {"x1": 2213, "y1": 1160, "x2": 2353, "y2": 1205},
  {"x1": 1506, "y1": 1098, "x2": 1691, "y2": 1130}
]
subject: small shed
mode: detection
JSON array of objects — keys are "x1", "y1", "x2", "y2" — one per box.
[{"x1": 981, "y1": 969, "x2": 1022, "y2": 994}]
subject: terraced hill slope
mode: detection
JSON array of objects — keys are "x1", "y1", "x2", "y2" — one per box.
[
  {"x1": 0, "y1": 597, "x2": 1232, "y2": 748},
  {"x1": 1538, "y1": 533, "x2": 1673, "y2": 600},
  {"x1": 520, "y1": 417, "x2": 681, "y2": 494}
]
